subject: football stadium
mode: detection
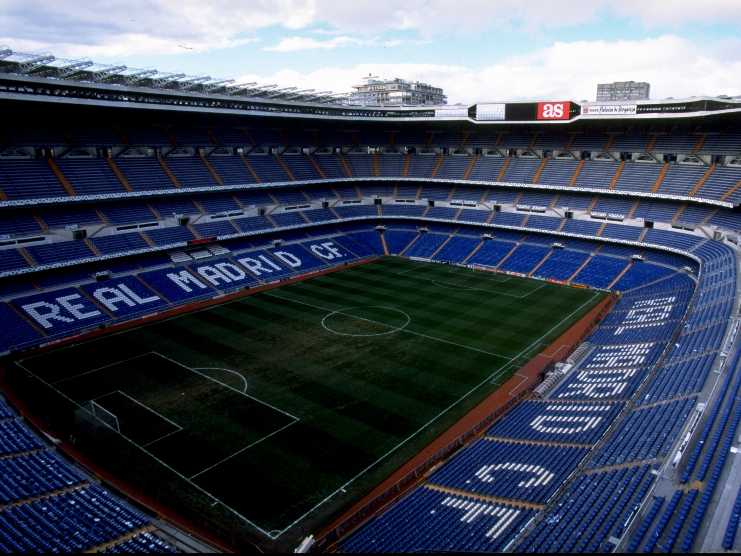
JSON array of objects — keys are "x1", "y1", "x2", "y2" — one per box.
[{"x1": 0, "y1": 21, "x2": 741, "y2": 553}]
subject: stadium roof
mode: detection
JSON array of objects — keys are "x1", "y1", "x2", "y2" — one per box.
[{"x1": 1, "y1": 47, "x2": 741, "y2": 124}]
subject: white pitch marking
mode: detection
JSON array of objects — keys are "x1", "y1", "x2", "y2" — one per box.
[
  {"x1": 193, "y1": 367, "x2": 249, "y2": 393},
  {"x1": 321, "y1": 306, "x2": 411, "y2": 337}
]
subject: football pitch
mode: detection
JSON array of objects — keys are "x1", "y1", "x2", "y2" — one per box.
[{"x1": 16, "y1": 257, "x2": 606, "y2": 541}]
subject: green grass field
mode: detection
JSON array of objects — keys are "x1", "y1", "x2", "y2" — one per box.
[{"x1": 17, "y1": 257, "x2": 606, "y2": 543}]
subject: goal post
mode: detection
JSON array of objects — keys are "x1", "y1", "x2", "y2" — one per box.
[{"x1": 88, "y1": 400, "x2": 121, "y2": 433}]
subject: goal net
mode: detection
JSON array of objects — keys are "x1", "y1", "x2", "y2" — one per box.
[{"x1": 88, "y1": 400, "x2": 121, "y2": 433}]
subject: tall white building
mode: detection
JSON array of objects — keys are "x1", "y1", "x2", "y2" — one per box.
[
  {"x1": 349, "y1": 76, "x2": 446, "y2": 106},
  {"x1": 596, "y1": 81, "x2": 650, "y2": 101}
]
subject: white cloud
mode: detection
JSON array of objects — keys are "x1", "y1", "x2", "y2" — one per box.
[
  {"x1": 239, "y1": 35, "x2": 741, "y2": 104},
  {"x1": 309, "y1": 0, "x2": 741, "y2": 35},
  {"x1": 265, "y1": 36, "x2": 364, "y2": 52},
  {"x1": 0, "y1": 0, "x2": 307, "y2": 57},
  {"x1": 264, "y1": 35, "x2": 428, "y2": 52},
  {"x1": 2, "y1": 0, "x2": 741, "y2": 59}
]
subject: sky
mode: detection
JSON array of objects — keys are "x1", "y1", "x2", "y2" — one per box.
[{"x1": 1, "y1": 0, "x2": 741, "y2": 104}]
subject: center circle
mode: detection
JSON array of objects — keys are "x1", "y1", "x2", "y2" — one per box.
[{"x1": 321, "y1": 306, "x2": 411, "y2": 337}]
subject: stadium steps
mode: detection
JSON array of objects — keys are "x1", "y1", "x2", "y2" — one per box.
[
  {"x1": 421, "y1": 206, "x2": 431, "y2": 218},
  {"x1": 33, "y1": 215, "x2": 49, "y2": 232},
  {"x1": 157, "y1": 157, "x2": 182, "y2": 188},
  {"x1": 453, "y1": 207, "x2": 463, "y2": 220},
  {"x1": 646, "y1": 135, "x2": 658, "y2": 153},
  {"x1": 720, "y1": 174, "x2": 741, "y2": 202},
  {"x1": 604, "y1": 133, "x2": 617, "y2": 153},
  {"x1": 691, "y1": 133, "x2": 707, "y2": 153},
  {"x1": 423, "y1": 484, "x2": 546, "y2": 512},
  {"x1": 329, "y1": 206, "x2": 342, "y2": 219},
  {"x1": 17, "y1": 247, "x2": 37, "y2": 268},
  {"x1": 484, "y1": 435, "x2": 592, "y2": 450},
  {"x1": 274, "y1": 154, "x2": 296, "y2": 181},
  {"x1": 372, "y1": 153, "x2": 380, "y2": 177},
  {"x1": 307, "y1": 154, "x2": 327, "y2": 179},
  {"x1": 267, "y1": 191, "x2": 280, "y2": 205},
  {"x1": 264, "y1": 213, "x2": 279, "y2": 228},
  {"x1": 140, "y1": 232, "x2": 157, "y2": 249},
  {"x1": 531, "y1": 157, "x2": 548, "y2": 184},
  {"x1": 638, "y1": 228, "x2": 648, "y2": 242},
  {"x1": 608, "y1": 160, "x2": 626, "y2": 190},
  {"x1": 596, "y1": 221, "x2": 607, "y2": 237},
  {"x1": 106, "y1": 159, "x2": 133, "y2": 192},
  {"x1": 568, "y1": 159, "x2": 585, "y2": 186},
  {"x1": 0, "y1": 481, "x2": 92, "y2": 511},
  {"x1": 84, "y1": 238, "x2": 101, "y2": 257},
  {"x1": 638, "y1": 394, "x2": 700, "y2": 410},
  {"x1": 494, "y1": 132, "x2": 505, "y2": 149},
  {"x1": 447, "y1": 185, "x2": 457, "y2": 201},
  {"x1": 460, "y1": 130, "x2": 471, "y2": 148},
  {"x1": 461, "y1": 240, "x2": 484, "y2": 264},
  {"x1": 549, "y1": 193, "x2": 561, "y2": 209},
  {"x1": 463, "y1": 154, "x2": 479, "y2": 180},
  {"x1": 338, "y1": 154, "x2": 354, "y2": 177},
  {"x1": 700, "y1": 208, "x2": 718, "y2": 225},
  {"x1": 238, "y1": 153, "x2": 262, "y2": 182},
  {"x1": 186, "y1": 223, "x2": 201, "y2": 239},
  {"x1": 672, "y1": 204, "x2": 688, "y2": 225},
  {"x1": 521, "y1": 213, "x2": 531, "y2": 227},
  {"x1": 190, "y1": 199, "x2": 207, "y2": 215},
  {"x1": 429, "y1": 235, "x2": 454, "y2": 260},
  {"x1": 494, "y1": 242, "x2": 520, "y2": 270},
  {"x1": 583, "y1": 459, "x2": 660, "y2": 475},
  {"x1": 398, "y1": 233, "x2": 421, "y2": 256},
  {"x1": 415, "y1": 185, "x2": 422, "y2": 200},
  {"x1": 430, "y1": 153, "x2": 445, "y2": 178},
  {"x1": 89, "y1": 525, "x2": 158, "y2": 554},
  {"x1": 606, "y1": 261, "x2": 633, "y2": 289},
  {"x1": 556, "y1": 219, "x2": 567, "y2": 232},
  {"x1": 688, "y1": 163, "x2": 716, "y2": 197},
  {"x1": 627, "y1": 200, "x2": 640, "y2": 219},
  {"x1": 95, "y1": 209, "x2": 110, "y2": 225},
  {"x1": 567, "y1": 252, "x2": 595, "y2": 284},
  {"x1": 46, "y1": 158, "x2": 76, "y2": 196},
  {"x1": 528, "y1": 249, "x2": 553, "y2": 277},
  {"x1": 587, "y1": 196, "x2": 600, "y2": 213},
  {"x1": 402, "y1": 153, "x2": 411, "y2": 177},
  {"x1": 199, "y1": 153, "x2": 224, "y2": 186},
  {"x1": 380, "y1": 232, "x2": 389, "y2": 256},
  {"x1": 206, "y1": 128, "x2": 220, "y2": 146},
  {"x1": 485, "y1": 211, "x2": 496, "y2": 224},
  {"x1": 231, "y1": 194, "x2": 246, "y2": 210},
  {"x1": 496, "y1": 157, "x2": 510, "y2": 181},
  {"x1": 0, "y1": 446, "x2": 48, "y2": 461},
  {"x1": 297, "y1": 211, "x2": 312, "y2": 224},
  {"x1": 650, "y1": 162, "x2": 670, "y2": 193}
]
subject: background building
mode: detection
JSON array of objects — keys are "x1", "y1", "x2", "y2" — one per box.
[
  {"x1": 596, "y1": 81, "x2": 651, "y2": 101},
  {"x1": 349, "y1": 75, "x2": 446, "y2": 106}
]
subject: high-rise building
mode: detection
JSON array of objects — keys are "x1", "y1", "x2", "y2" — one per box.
[
  {"x1": 596, "y1": 81, "x2": 650, "y2": 101},
  {"x1": 349, "y1": 75, "x2": 446, "y2": 106}
]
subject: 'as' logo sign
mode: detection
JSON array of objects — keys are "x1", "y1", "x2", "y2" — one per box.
[{"x1": 537, "y1": 101, "x2": 571, "y2": 120}]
